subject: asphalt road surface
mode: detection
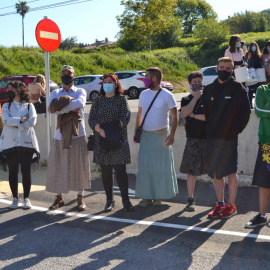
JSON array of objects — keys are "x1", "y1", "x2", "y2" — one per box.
[{"x1": 1, "y1": 172, "x2": 270, "y2": 270}]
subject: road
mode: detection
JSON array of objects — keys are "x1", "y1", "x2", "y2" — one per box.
[{"x1": 1, "y1": 170, "x2": 270, "y2": 270}]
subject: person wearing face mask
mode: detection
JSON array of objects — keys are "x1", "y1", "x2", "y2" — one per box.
[
  {"x1": 202, "y1": 57, "x2": 250, "y2": 219},
  {"x1": 46, "y1": 65, "x2": 90, "y2": 211},
  {"x1": 0, "y1": 81, "x2": 40, "y2": 209},
  {"x1": 246, "y1": 41, "x2": 263, "y2": 108},
  {"x1": 261, "y1": 40, "x2": 270, "y2": 74},
  {"x1": 225, "y1": 35, "x2": 245, "y2": 68},
  {"x1": 134, "y1": 67, "x2": 179, "y2": 207},
  {"x1": 88, "y1": 73, "x2": 134, "y2": 212},
  {"x1": 180, "y1": 71, "x2": 207, "y2": 211}
]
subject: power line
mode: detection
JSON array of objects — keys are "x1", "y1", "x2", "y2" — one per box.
[
  {"x1": 0, "y1": 0, "x2": 42, "y2": 10},
  {"x1": 0, "y1": 0, "x2": 92, "y2": 16}
]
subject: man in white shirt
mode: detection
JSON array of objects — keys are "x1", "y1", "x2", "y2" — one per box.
[
  {"x1": 134, "y1": 67, "x2": 179, "y2": 207},
  {"x1": 46, "y1": 65, "x2": 90, "y2": 211}
]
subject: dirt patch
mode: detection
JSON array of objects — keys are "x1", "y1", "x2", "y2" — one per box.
[{"x1": 173, "y1": 80, "x2": 189, "y2": 92}]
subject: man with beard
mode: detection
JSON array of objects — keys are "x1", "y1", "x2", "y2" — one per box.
[{"x1": 134, "y1": 67, "x2": 179, "y2": 207}]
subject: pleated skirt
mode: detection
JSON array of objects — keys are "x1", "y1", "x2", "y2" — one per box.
[{"x1": 135, "y1": 130, "x2": 178, "y2": 199}]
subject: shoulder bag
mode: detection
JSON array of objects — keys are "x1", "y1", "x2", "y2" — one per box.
[{"x1": 134, "y1": 88, "x2": 162, "y2": 143}]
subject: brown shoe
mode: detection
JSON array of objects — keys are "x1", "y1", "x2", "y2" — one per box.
[
  {"x1": 77, "y1": 195, "x2": 86, "y2": 211},
  {"x1": 49, "y1": 195, "x2": 65, "y2": 210}
]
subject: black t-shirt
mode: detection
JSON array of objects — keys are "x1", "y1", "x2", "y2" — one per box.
[{"x1": 180, "y1": 94, "x2": 206, "y2": 139}]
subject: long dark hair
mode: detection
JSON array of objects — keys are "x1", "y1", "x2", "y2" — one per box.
[
  {"x1": 229, "y1": 35, "x2": 241, "y2": 53},
  {"x1": 247, "y1": 41, "x2": 262, "y2": 58},
  {"x1": 262, "y1": 40, "x2": 270, "y2": 55},
  {"x1": 100, "y1": 73, "x2": 124, "y2": 96},
  {"x1": 7, "y1": 80, "x2": 30, "y2": 103}
]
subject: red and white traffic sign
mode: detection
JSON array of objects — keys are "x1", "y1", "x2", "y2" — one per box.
[{"x1": 35, "y1": 19, "x2": 61, "y2": 52}]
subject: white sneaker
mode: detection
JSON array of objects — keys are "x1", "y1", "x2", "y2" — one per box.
[
  {"x1": 23, "y1": 198, "x2": 32, "y2": 209},
  {"x1": 10, "y1": 198, "x2": 19, "y2": 209}
]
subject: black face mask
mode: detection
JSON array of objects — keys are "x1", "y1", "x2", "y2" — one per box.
[
  {"x1": 218, "y1": 70, "x2": 231, "y2": 82},
  {"x1": 61, "y1": 75, "x2": 74, "y2": 85}
]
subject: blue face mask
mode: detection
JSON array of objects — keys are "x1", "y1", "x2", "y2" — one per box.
[
  {"x1": 103, "y1": 83, "x2": 114, "y2": 94},
  {"x1": 242, "y1": 45, "x2": 247, "y2": 50},
  {"x1": 236, "y1": 41, "x2": 241, "y2": 48},
  {"x1": 251, "y1": 46, "x2": 257, "y2": 52}
]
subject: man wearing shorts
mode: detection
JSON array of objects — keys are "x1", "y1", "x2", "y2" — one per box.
[{"x1": 203, "y1": 57, "x2": 250, "y2": 218}]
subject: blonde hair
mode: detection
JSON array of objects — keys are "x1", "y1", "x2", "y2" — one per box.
[{"x1": 33, "y1": 74, "x2": 46, "y2": 89}]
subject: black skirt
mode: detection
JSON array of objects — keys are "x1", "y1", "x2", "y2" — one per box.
[{"x1": 252, "y1": 143, "x2": 270, "y2": 189}]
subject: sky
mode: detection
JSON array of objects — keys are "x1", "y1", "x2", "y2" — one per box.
[{"x1": 0, "y1": 0, "x2": 269, "y2": 48}]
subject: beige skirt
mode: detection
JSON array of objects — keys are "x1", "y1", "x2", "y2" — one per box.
[{"x1": 46, "y1": 136, "x2": 91, "y2": 193}]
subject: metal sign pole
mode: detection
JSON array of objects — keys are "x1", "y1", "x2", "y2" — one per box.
[{"x1": 44, "y1": 16, "x2": 51, "y2": 157}]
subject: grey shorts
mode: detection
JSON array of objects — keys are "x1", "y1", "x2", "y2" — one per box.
[{"x1": 207, "y1": 138, "x2": 238, "y2": 179}]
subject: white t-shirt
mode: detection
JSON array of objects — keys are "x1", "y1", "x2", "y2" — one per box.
[{"x1": 138, "y1": 88, "x2": 177, "y2": 131}]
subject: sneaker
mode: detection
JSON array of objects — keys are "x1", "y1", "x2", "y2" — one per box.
[
  {"x1": 23, "y1": 198, "x2": 32, "y2": 209},
  {"x1": 185, "y1": 198, "x2": 196, "y2": 211},
  {"x1": 10, "y1": 198, "x2": 19, "y2": 209},
  {"x1": 245, "y1": 213, "x2": 268, "y2": 228},
  {"x1": 152, "y1": 199, "x2": 162, "y2": 206},
  {"x1": 138, "y1": 199, "x2": 152, "y2": 207},
  {"x1": 208, "y1": 203, "x2": 225, "y2": 218},
  {"x1": 220, "y1": 203, "x2": 237, "y2": 219}
]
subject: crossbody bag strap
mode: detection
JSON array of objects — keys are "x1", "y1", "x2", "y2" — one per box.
[{"x1": 140, "y1": 88, "x2": 162, "y2": 128}]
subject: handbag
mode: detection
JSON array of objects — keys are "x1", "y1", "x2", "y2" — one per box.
[
  {"x1": 87, "y1": 134, "x2": 94, "y2": 151},
  {"x1": 134, "y1": 88, "x2": 162, "y2": 143}
]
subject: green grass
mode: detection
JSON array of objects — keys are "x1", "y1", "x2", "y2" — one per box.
[{"x1": 0, "y1": 46, "x2": 198, "y2": 91}]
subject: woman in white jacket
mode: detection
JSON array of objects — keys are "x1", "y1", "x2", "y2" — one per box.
[{"x1": 0, "y1": 80, "x2": 39, "y2": 209}]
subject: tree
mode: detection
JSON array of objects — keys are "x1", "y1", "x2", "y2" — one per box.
[
  {"x1": 117, "y1": 0, "x2": 178, "y2": 51},
  {"x1": 15, "y1": 1, "x2": 30, "y2": 47},
  {"x1": 193, "y1": 18, "x2": 229, "y2": 45},
  {"x1": 224, "y1": 11, "x2": 270, "y2": 34},
  {"x1": 59, "y1": 36, "x2": 78, "y2": 50},
  {"x1": 175, "y1": 0, "x2": 217, "y2": 36}
]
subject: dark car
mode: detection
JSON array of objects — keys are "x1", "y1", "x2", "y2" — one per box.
[{"x1": 0, "y1": 75, "x2": 59, "y2": 105}]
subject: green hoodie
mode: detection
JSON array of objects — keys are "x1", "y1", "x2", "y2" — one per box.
[{"x1": 254, "y1": 84, "x2": 270, "y2": 143}]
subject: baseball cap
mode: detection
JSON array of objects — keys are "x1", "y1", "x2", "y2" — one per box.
[{"x1": 61, "y1": 65, "x2": 75, "y2": 74}]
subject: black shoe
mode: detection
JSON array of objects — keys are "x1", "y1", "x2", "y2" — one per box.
[
  {"x1": 245, "y1": 213, "x2": 268, "y2": 228},
  {"x1": 123, "y1": 200, "x2": 134, "y2": 212},
  {"x1": 185, "y1": 197, "x2": 195, "y2": 211},
  {"x1": 105, "y1": 200, "x2": 115, "y2": 212}
]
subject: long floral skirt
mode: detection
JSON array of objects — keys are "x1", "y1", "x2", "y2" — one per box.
[{"x1": 46, "y1": 137, "x2": 91, "y2": 193}]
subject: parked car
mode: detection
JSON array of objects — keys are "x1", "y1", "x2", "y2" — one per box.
[
  {"x1": 198, "y1": 66, "x2": 218, "y2": 86},
  {"x1": 0, "y1": 75, "x2": 59, "y2": 105},
  {"x1": 73, "y1": 75, "x2": 103, "y2": 101},
  {"x1": 114, "y1": 70, "x2": 174, "y2": 99}
]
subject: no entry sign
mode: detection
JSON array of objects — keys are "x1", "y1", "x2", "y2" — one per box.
[{"x1": 35, "y1": 19, "x2": 61, "y2": 52}]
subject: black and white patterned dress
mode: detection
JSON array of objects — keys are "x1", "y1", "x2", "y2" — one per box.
[{"x1": 88, "y1": 95, "x2": 131, "y2": 165}]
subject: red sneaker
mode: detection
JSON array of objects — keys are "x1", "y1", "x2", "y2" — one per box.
[
  {"x1": 208, "y1": 204, "x2": 225, "y2": 218},
  {"x1": 220, "y1": 203, "x2": 237, "y2": 219}
]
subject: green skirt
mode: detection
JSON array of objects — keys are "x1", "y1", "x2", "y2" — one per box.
[{"x1": 135, "y1": 129, "x2": 178, "y2": 199}]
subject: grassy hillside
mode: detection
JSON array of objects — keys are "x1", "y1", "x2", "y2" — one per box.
[{"x1": 0, "y1": 46, "x2": 198, "y2": 91}]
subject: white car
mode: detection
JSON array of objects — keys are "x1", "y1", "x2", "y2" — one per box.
[
  {"x1": 114, "y1": 70, "x2": 174, "y2": 99},
  {"x1": 198, "y1": 66, "x2": 218, "y2": 86},
  {"x1": 73, "y1": 75, "x2": 103, "y2": 101},
  {"x1": 114, "y1": 70, "x2": 146, "y2": 99}
]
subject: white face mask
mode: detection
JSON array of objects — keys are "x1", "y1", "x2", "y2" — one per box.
[{"x1": 188, "y1": 85, "x2": 193, "y2": 94}]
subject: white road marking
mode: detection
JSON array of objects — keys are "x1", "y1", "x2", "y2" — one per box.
[
  {"x1": 1, "y1": 198, "x2": 269, "y2": 241},
  {"x1": 40, "y1": 31, "x2": 58, "y2": 40}
]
